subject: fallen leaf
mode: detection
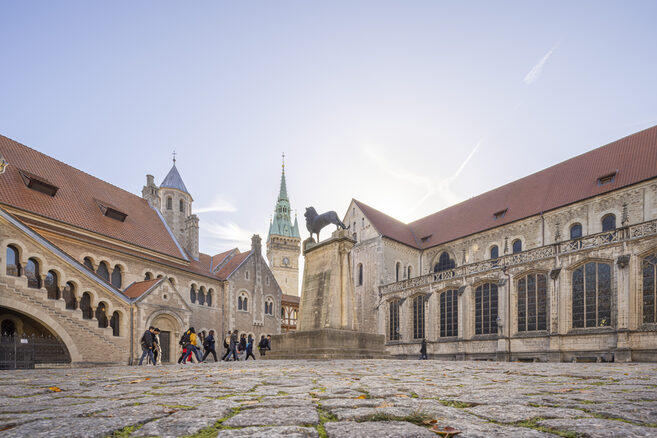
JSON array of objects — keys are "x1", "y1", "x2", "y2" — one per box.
[
  {"x1": 376, "y1": 402, "x2": 394, "y2": 408},
  {"x1": 431, "y1": 425, "x2": 461, "y2": 436},
  {"x1": 356, "y1": 395, "x2": 367, "y2": 399},
  {"x1": 129, "y1": 379, "x2": 145, "y2": 384},
  {"x1": 423, "y1": 419, "x2": 438, "y2": 425},
  {"x1": 48, "y1": 387, "x2": 62, "y2": 392}
]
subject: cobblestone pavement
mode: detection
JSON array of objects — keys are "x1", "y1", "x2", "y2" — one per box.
[{"x1": 1, "y1": 360, "x2": 657, "y2": 437}]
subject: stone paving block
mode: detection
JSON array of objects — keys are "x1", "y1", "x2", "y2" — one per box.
[
  {"x1": 583, "y1": 401, "x2": 657, "y2": 426},
  {"x1": 320, "y1": 398, "x2": 387, "y2": 409},
  {"x1": 538, "y1": 418, "x2": 657, "y2": 437},
  {"x1": 224, "y1": 407, "x2": 319, "y2": 427},
  {"x1": 465, "y1": 403, "x2": 588, "y2": 423},
  {"x1": 0, "y1": 416, "x2": 139, "y2": 438},
  {"x1": 132, "y1": 405, "x2": 232, "y2": 437},
  {"x1": 216, "y1": 426, "x2": 319, "y2": 437},
  {"x1": 324, "y1": 421, "x2": 436, "y2": 438}
]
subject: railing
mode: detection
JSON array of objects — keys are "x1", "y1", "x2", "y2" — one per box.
[{"x1": 380, "y1": 220, "x2": 655, "y2": 295}]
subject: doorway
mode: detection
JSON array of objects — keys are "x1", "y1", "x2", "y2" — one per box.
[{"x1": 159, "y1": 331, "x2": 171, "y2": 363}]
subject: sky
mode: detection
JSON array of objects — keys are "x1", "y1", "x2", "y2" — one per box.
[{"x1": 1, "y1": 1, "x2": 657, "y2": 257}]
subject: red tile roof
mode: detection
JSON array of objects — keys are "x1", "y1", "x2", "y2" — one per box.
[
  {"x1": 357, "y1": 125, "x2": 657, "y2": 250},
  {"x1": 211, "y1": 249, "x2": 239, "y2": 271},
  {"x1": 123, "y1": 278, "x2": 162, "y2": 299},
  {"x1": 215, "y1": 251, "x2": 251, "y2": 279},
  {"x1": 0, "y1": 135, "x2": 186, "y2": 260}
]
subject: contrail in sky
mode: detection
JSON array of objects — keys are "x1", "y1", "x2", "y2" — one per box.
[{"x1": 524, "y1": 41, "x2": 560, "y2": 85}]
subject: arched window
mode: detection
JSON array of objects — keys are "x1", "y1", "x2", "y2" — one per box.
[
  {"x1": 96, "y1": 302, "x2": 108, "y2": 328},
  {"x1": 512, "y1": 240, "x2": 522, "y2": 254},
  {"x1": 440, "y1": 289, "x2": 458, "y2": 337},
  {"x1": 357, "y1": 263, "x2": 363, "y2": 286},
  {"x1": 198, "y1": 287, "x2": 206, "y2": 305},
  {"x1": 412, "y1": 295, "x2": 425, "y2": 339},
  {"x1": 407, "y1": 266, "x2": 412, "y2": 279},
  {"x1": 1, "y1": 319, "x2": 16, "y2": 336},
  {"x1": 190, "y1": 285, "x2": 197, "y2": 303},
  {"x1": 96, "y1": 262, "x2": 110, "y2": 281},
  {"x1": 572, "y1": 262, "x2": 612, "y2": 328},
  {"x1": 110, "y1": 311, "x2": 120, "y2": 336},
  {"x1": 63, "y1": 281, "x2": 77, "y2": 310},
  {"x1": 83, "y1": 257, "x2": 94, "y2": 271},
  {"x1": 434, "y1": 252, "x2": 455, "y2": 273},
  {"x1": 517, "y1": 273, "x2": 547, "y2": 332},
  {"x1": 6, "y1": 245, "x2": 21, "y2": 277},
  {"x1": 490, "y1": 245, "x2": 499, "y2": 259},
  {"x1": 144, "y1": 272, "x2": 153, "y2": 281},
  {"x1": 166, "y1": 196, "x2": 172, "y2": 210},
  {"x1": 395, "y1": 262, "x2": 401, "y2": 282},
  {"x1": 265, "y1": 297, "x2": 274, "y2": 315},
  {"x1": 238, "y1": 292, "x2": 248, "y2": 311},
  {"x1": 643, "y1": 253, "x2": 657, "y2": 324},
  {"x1": 602, "y1": 214, "x2": 616, "y2": 232},
  {"x1": 179, "y1": 199, "x2": 184, "y2": 213},
  {"x1": 25, "y1": 258, "x2": 41, "y2": 289},
  {"x1": 45, "y1": 270, "x2": 60, "y2": 300},
  {"x1": 111, "y1": 265, "x2": 122, "y2": 288},
  {"x1": 570, "y1": 223, "x2": 583, "y2": 240},
  {"x1": 389, "y1": 299, "x2": 400, "y2": 341},
  {"x1": 80, "y1": 292, "x2": 93, "y2": 319},
  {"x1": 475, "y1": 283, "x2": 498, "y2": 335},
  {"x1": 207, "y1": 289, "x2": 213, "y2": 306}
]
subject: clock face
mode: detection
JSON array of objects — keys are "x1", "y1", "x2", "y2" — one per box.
[{"x1": 283, "y1": 257, "x2": 289, "y2": 266}]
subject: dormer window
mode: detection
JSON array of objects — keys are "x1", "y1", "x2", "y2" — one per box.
[
  {"x1": 420, "y1": 234, "x2": 432, "y2": 243},
  {"x1": 95, "y1": 199, "x2": 128, "y2": 222},
  {"x1": 494, "y1": 209, "x2": 508, "y2": 220},
  {"x1": 18, "y1": 169, "x2": 58, "y2": 196},
  {"x1": 598, "y1": 172, "x2": 617, "y2": 186}
]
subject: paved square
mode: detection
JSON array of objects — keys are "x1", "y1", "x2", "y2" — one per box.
[{"x1": 1, "y1": 360, "x2": 656, "y2": 437}]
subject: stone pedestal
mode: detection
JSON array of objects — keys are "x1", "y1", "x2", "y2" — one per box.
[{"x1": 269, "y1": 230, "x2": 388, "y2": 360}]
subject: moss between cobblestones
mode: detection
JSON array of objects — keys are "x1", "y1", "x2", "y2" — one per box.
[
  {"x1": 511, "y1": 418, "x2": 579, "y2": 438},
  {"x1": 438, "y1": 400, "x2": 475, "y2": 408},
  {"x1": 108, "y1": 424, "x2": 143, "y2": 438},
  {"x1": 361, "y1": 410, "x2": 432, "y2": 427},
  {"x1": 182, "y1": 406, "x2": 243, "y2": 438},
  {"x1": 316, "y1": 404, "x2": 338, "y2": 438}
]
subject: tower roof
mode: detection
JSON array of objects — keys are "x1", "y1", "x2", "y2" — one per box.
[
  {"x1": 268, "y1": 154, "x2": 300, "y2": 239},
  {"x1": 160, "y1": 163, "x2": 189, "y2": 194}
]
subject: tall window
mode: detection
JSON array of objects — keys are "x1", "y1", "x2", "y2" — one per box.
[
  {"x1": 166, "y1": 196, "x2": 172, "y2": 210},
  {"x1": 512, "y1": 240, "x2": 522, "y2": 254},
  {"x1": 602, "y1": 214, "x2": 616, "y2": 232},
  {"x1": 265, "y1": 297, "x2": 274, "y2": 315},
  {"x1": 6, "y1": 245, "x2": 21, "y2": 276},
  {"x1": 198, "y1": 287, "x2": 206, "y2": 305},
  {"x1": 572, "y1": 262, "x2": 612, "y2": 328},
  {"x1": 407, "y1": 266, "x2": 412, "y2": 279},
  {"x1": 111, "y1": 265, "x2": 122, "y2": 288},
  {"x1": 179, "y1": 199, "x2": 184, "y2": 213},
  {"x1": 389, "y1": 299, "x2": 400, "y2": 341},
  {"x1": 80, "y1": 292, "x2": 93, "y2": 319},
  {"x1": 96, "y1": 262, "x2": 110, "y2": 281},
  {"x1": 96, "y1": 302, "x2": 108, "y2": 328},
  {"x1": 83, "y1": 257, "x2": 94, "y2": 271},
  {"x1": 412, "y1": 295, "x2": 425, "y2": 339},
  {"x1": 63, "y1": 282, "x2": 77, "y2": 310},
  {"x1": 110, "y1": 311, "x2": 120, "y2": 336},
  {"x1": 475, "y1": 283, "x2": 498, "y2": 335},
  {"x1": 357, "y1": 263, "x2": 363, "y2": 286},
  {"x1": 25, "y1": 258, "x2": 41, "y2": 289},
  {"x1": 395, "y1": 262, "x2": 401, "y2": 282},
  {"x1": 490, "y1": 245, "x2": 499, "y2": 259},
  {"x1": 570, "y1": 223, "x2": 583, "y2": 239},
  {"x1": 434, "y1": 252, "x2": 455, "y2": 273},
  {"x1": 45, "y1": 270, "x2": 60, "y2": 300},
  {"x1": 643, "y1": 253, "x2": 657, "y2": 324},
  {"x1": 207, "y1": 289, "x2": 213, "y2": 306},
  {"x1": 190, "y1": 285, "x2": 197, "y2": 303},
  {"x1": 440, "y1": 289, "x2": 458, "y2": 337},
  {"x1": 238, "y1": 292, "x2": 248, "y2": 311},
  {"x1": 517, "y1": 273, "x2": 547, "y2": 332}
]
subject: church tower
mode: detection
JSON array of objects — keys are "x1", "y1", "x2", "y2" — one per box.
[
  {"x1": 266, "y1": 155, "x2": 301, "y2": 296},
  {"x1": 143, "y1": 154, "x2": 199, "y2": 260}
]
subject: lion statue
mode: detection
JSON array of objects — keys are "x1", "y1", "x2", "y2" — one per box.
[{"x1": 304, "y1": 207, "x2": 348, "y2": 242}]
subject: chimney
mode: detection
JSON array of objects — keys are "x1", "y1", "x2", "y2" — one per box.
[
  {"x1": 184, "y1": 214, "x2": 200, "y2": 260},
  {"x1": 141, "y1": 174, "x2": 160, "y2": 209},
  {"x1": 251, "y1": 234, "x2": 262, "y2": 254}
]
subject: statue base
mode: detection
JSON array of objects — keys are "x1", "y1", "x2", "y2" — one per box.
[{"x1": 268, "y1": 328, "x2": 388, "y2": 360}]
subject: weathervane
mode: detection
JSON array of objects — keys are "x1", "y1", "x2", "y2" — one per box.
[
  {"x1": 172, "y1": 150, "x2": 177, "y2": 164},
  {"x1": 282, "y1": 152, "x2": 285, "y2": 170}
]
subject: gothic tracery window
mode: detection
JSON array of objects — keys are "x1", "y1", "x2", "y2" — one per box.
[
  {"x1": 434, "y1": 252, "x2": 455, "y2": 273},
  {"x1": 572, "y1": 262, "x2": 612, "y2": 328},
  {"x1": 643, "y1": 253, "x2": 657, "y2": 324},
  {"x1": 389, "y1": 299, "x2": 400, "y2": 341},
  {"x1": 412, "y1": 295, "x2": 425, "y2": 339},
  {"x1": 475, "y1": 282, "x2": 498, "y2": 335},
  {"x1": 517, "y1": 273, "x2": 547, "y2": 332},
  {"x1": 570, "y1": 223, "x2": 582, "y2": 239},
  {"x1": 265, "y1": 297, "x2": 274, "y2": 316},
  {"x1": 440, "y1": 289, "x2": 458, "y2": 337},
  {"x1": 602, "y1": 214, "x2": 616, "y2": 232},
  {"x1": 512, "y1": 239, "x2": 522, "y2": 254},
  {"x1": 238, "y1": 292, "x2": 249, "y2": 311}
]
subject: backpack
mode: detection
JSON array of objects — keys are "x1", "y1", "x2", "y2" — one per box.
[{"x1": 179, "y1": 331, "x2": 190, "y2": 346}]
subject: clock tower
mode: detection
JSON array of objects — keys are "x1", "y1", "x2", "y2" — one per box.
[{"x1": 266, "y1": 155, "x2": 301, "y2": 296}]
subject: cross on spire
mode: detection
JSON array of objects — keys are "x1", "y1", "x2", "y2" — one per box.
[
  {"x1": 282, "y1": 152, "x2": 285, "y2": 170},
  {"x1": 172, "y1": 150, "x2": 177, "y2": 164}
]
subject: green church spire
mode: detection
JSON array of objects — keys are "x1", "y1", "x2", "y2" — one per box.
[{"x1": 268, "y1": 153, "x2": 300, "y2": 239}]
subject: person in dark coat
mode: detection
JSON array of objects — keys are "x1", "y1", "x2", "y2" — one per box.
[
  {"x1": 419, "y1": 339, "x2": 428, "y2": 360},
  {"x1": 202, "y1": 330, "x2": 218, "y2": 362},
  {"x1": 222, "y1": 331, "x2": 232, "y2": 361},
  {"x1": 258, "y1": 335, "x2": 268, "y2": 357},
  {"x1": 245, "y1": 335, "x2": 256, "y2": 360},
  {"x1": 138, "y1": 326, "x2": 155, "y2": 365},
  {"x1": 229, "y1": 329, "x2": 239, "y2": 361}
]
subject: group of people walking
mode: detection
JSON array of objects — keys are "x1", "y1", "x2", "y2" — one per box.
[
  {"x1": 138, "y1": 326, "x2": 271, "y2": 365},
  {"x1": 221, "y1": 330, "x2": 271, "y2": 361}
]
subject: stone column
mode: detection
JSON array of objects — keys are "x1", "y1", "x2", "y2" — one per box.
[{"x1": 615, "y1": 254, "x2": 632, "y2": 362}]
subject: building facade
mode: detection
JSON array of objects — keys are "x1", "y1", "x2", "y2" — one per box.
[
  {"x1": 343, "y1": 126, "x2": 657, "y2": 362},
  {"x1": 0, "y1": 135, "x2": 281, "y2": 367}
]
